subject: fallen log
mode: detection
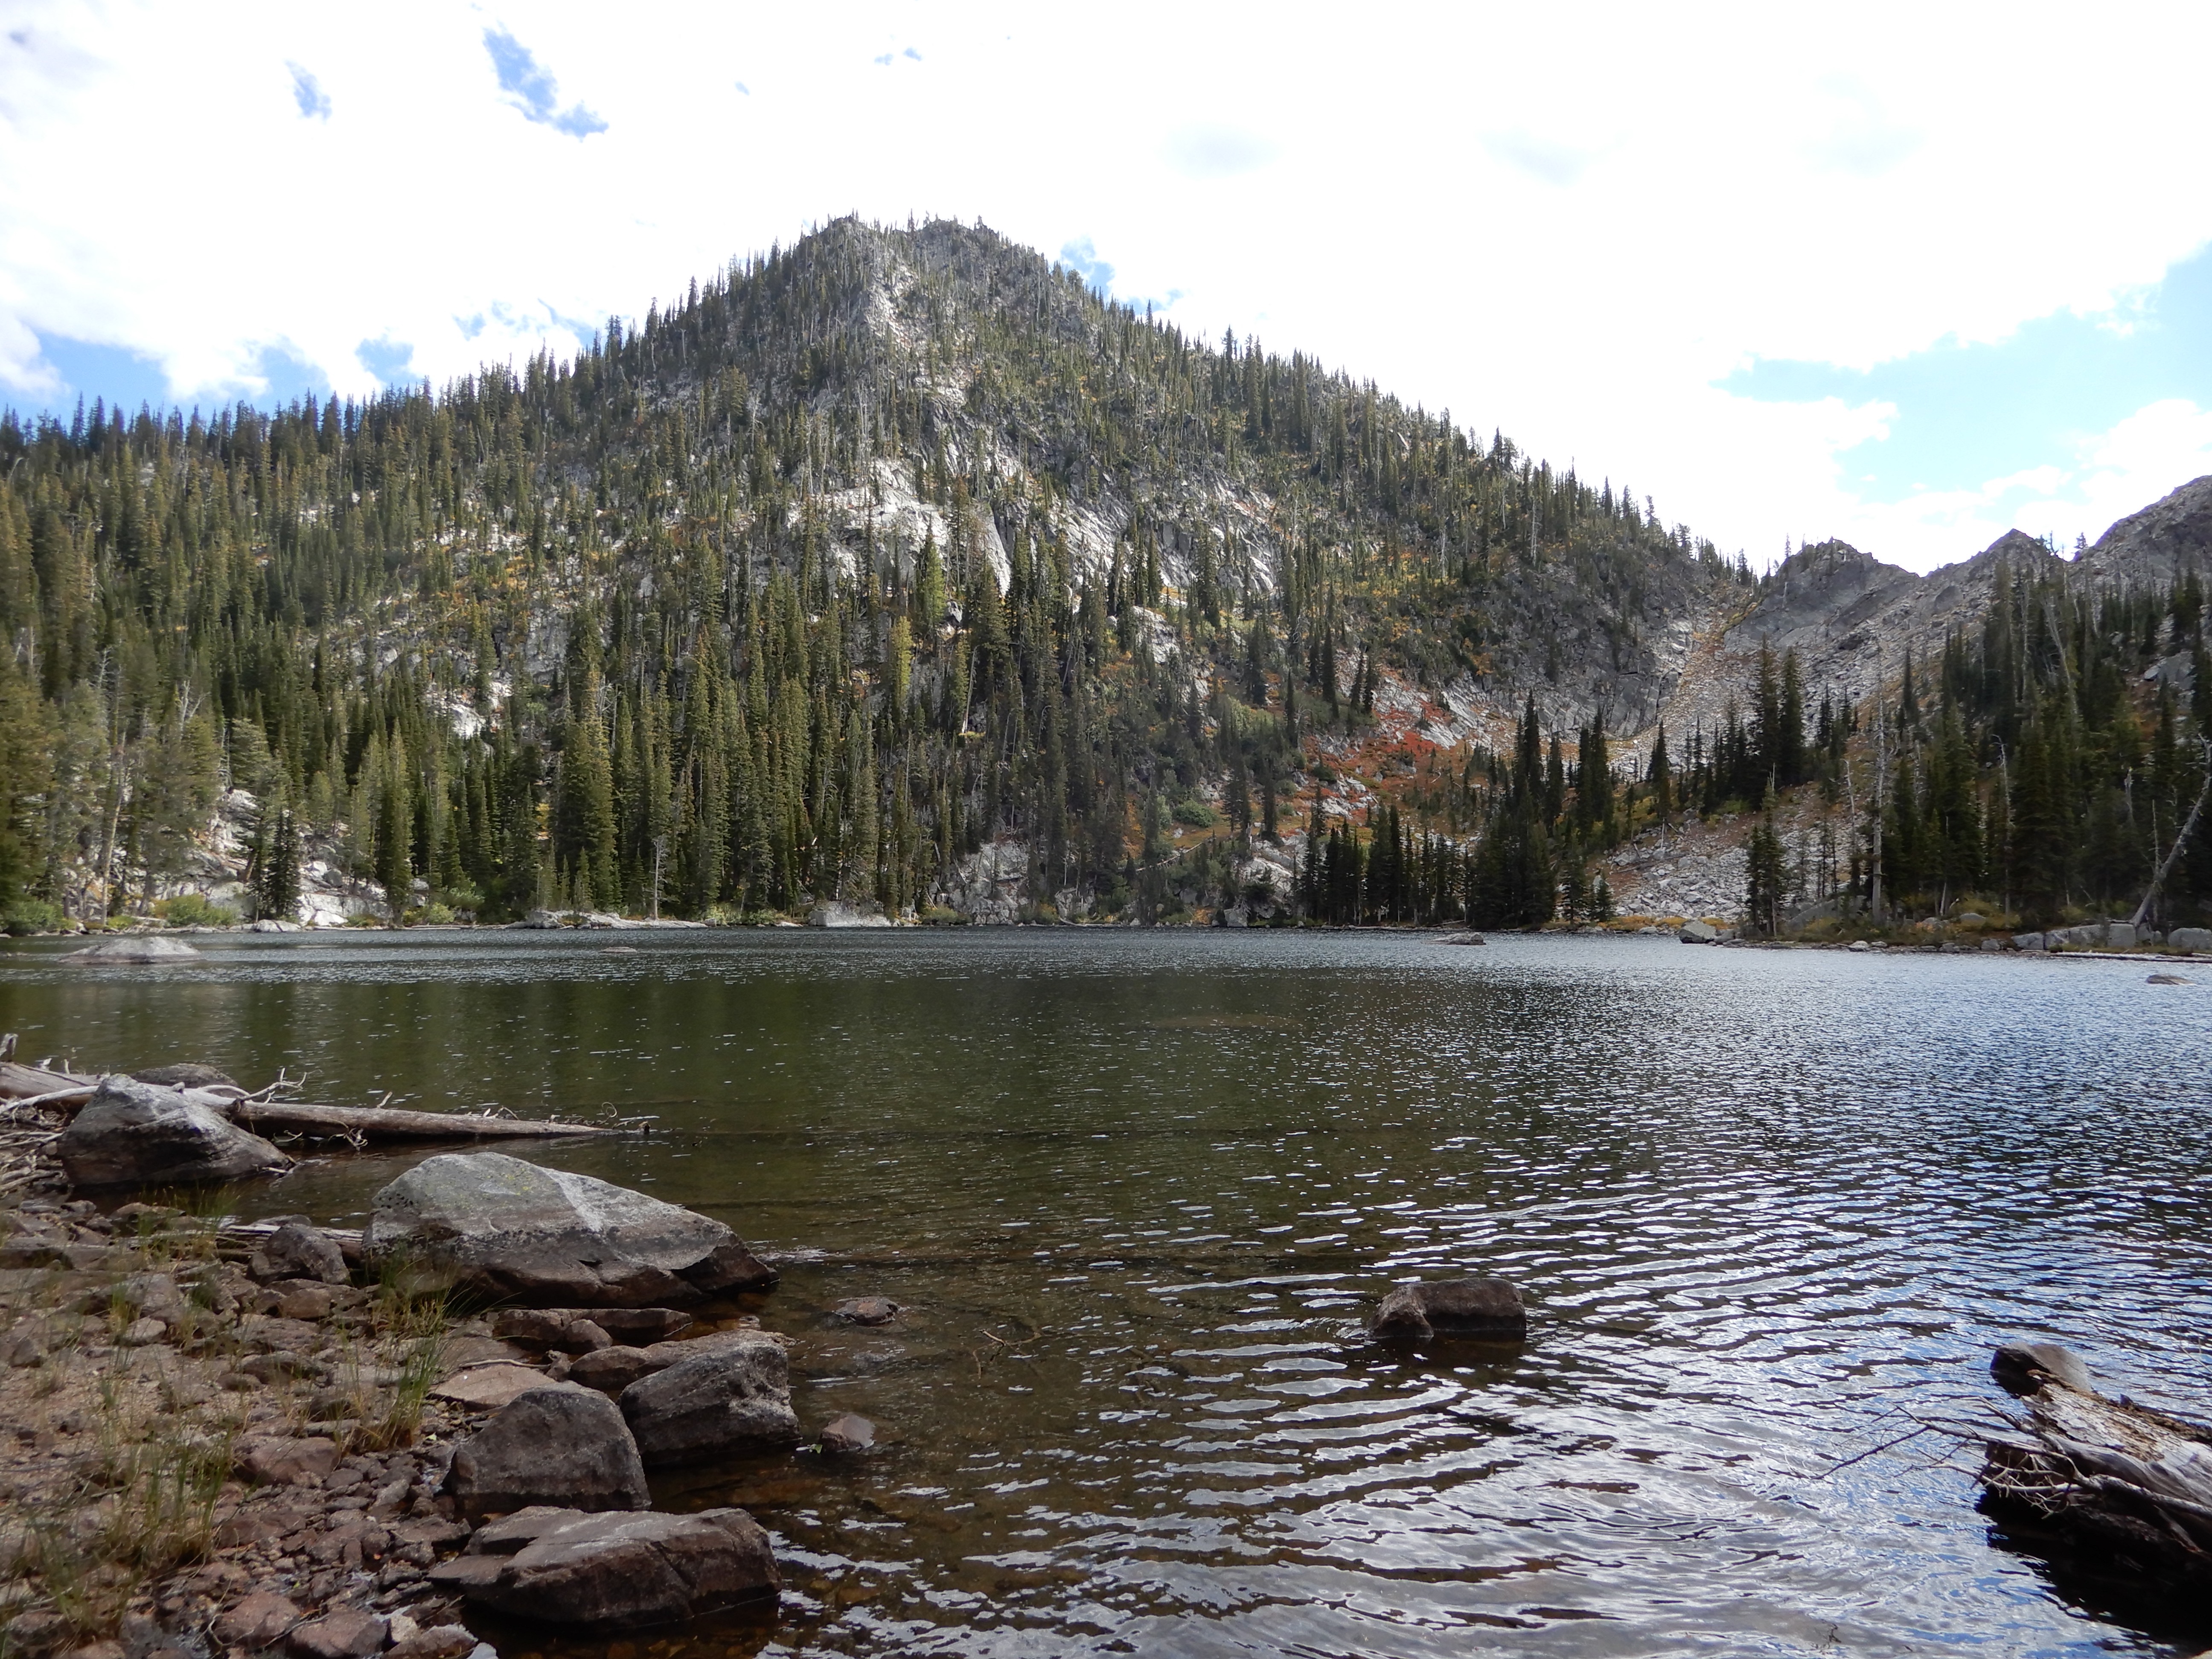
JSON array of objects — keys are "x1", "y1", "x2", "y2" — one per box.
[
  {"x1": 227, "y1": 1098, "x2": 620, "y2": 1142},
  {"x1": 1979, "y1": 1341, "x2": 2212, "y2": 1598},
  {"x1": 0, "y1": 1060, "x2": 98, "y2": 1100},
  {"x1": 3, "y1": 1057, "x2": 618, "y2": 1143}
]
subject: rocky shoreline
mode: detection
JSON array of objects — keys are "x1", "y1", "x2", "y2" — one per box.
[
  {"x1": 0, "y1": 1061, "x2": 828, "y2": 1659},
  {"x1": 0, "y1": 1057, "x2": 1535, "y2": 1659}
]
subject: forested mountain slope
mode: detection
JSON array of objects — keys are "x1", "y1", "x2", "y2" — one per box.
[{"x1": 0, "y1": 217, "x2": 2205, "y2": 934}]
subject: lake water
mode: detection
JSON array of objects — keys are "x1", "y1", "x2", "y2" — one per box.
[{"x1": 4, "y1": 930, "x2": 2210, "y2": 1657}]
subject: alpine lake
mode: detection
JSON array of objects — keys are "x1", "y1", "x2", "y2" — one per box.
[{"x1": 3, "y1": 928, "x2": 2209, "y2": 1659}]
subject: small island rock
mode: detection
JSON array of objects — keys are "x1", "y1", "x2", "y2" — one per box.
[
  {"x1": 66, "y1": 934, "x2": 205, "y2": 963},
  {"x1": 1372, "y1": 1278, "x2": 1528, "y2": 1341}
]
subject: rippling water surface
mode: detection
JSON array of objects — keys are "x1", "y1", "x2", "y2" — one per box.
[{"x1": 5, "y1": 930, "x2": 2211, "y2": 1656}]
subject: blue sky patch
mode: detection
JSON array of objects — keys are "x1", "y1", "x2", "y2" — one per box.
[
  {"x1": 1059, "y1": 238, "x2": 1182, "y2": 316},
  {"x1": 287, "y1": 62, "x2": 330, "y2": 120},
  {"x1": 483, "y1": 27, "x2": 605, "y2": 138},
  {"x1": 356, "y1": 338, "x2": 415, "y2": 385},
  {"x1": 2, "y1": 335, "x2": 335, "y2": 422},
  {"x1": 1724, "y1": 242, "x2": 2212, "y2": 501},
  {"x1": 1060, "y1": 239, "x2": 1115, "y2": 297}
]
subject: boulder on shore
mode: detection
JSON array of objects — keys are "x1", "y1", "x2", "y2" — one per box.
[
  {"x1": 434, "y1": 1506, "x2": 778, "y2": 1630},
  {"x1": 2171, "y1": 926, "x2": 2212, "y2": 954},
  {"x1": 364, "y1": 1151, "x2": 777, "y2": 1307},
  {"x1": 56, "y1": 1076, "x2": 291, "y2": 1189},
  {"x1": 619, "y1": 1333, "x2": 800, "y2": 1464},
  {"x1": 249, "y1": 1220, "x2": 351, "y2": 1285},
  {"x1": 443, "y1": 1384, "x2": 650, "y2": 1519},
  {"x1": 1677, "y1": 920, "x2": 1719, "y2": 944},
  {"x1": 568, "y1": 1326, "x2": 771, "y2": 1394},
  {"x1": 1371, "y1": 1278, "x2": 1528, "y2": 1342}
]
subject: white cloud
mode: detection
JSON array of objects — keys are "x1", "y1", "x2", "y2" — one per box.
[
  {"x1": 1162, "y1": 124, "x2": 1279, "y2": 180},
  {"x1": 2, "y1": 0, "x2": 2210, "y2": 578}
]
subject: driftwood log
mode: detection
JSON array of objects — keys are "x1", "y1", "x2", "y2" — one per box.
[
  {"x1": 0, "y1": 1052, "x2": 617, "y2": 1144},
  {"x1": 1979, "y1": 1341, "x2": 2212, "y2": 1596},
  {"x1": 227, "y1": 1098, "x2": 617, "y2": 1141}
]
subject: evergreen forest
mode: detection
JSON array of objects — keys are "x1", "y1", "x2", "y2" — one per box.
[{"x1": 0, "y1": 218, "x2": 2204, "y2": 936}]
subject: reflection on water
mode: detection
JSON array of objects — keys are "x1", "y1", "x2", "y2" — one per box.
[{"x1": 5, "y1": 931, "x2": 2211, "y2": 1656}]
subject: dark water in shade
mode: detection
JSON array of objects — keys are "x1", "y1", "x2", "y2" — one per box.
[{"x1": 5, "y1": 930, "x2": 2212, "y2": 1657}]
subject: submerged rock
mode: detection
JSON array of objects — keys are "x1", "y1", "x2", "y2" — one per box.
[
  {"x1": 444, "y1": 1385, "x2": 650, "y2": 1519},
  {"x1": 435, "y1": 1506, "x2": 778, "y2": 1630},
  {"x1": 1371, "y1": 1278, "x2": 1527, "y2": 1342},
  {"x1": 619, "y1": 1333, "x2": 800, "y2": 1464},
  {"x1": 364, "y1": 1151, "x2": 777, "y2": 1307},
  {"x1": 831, "y1": 1296, "x2": 901, "y2": 1326},
  {"x1": 56, "y1": 1076, "x2": 290, "y2": 1189},
  {"x1": 817, "y1": 1413, "x2": 876, "y2": 1453}
]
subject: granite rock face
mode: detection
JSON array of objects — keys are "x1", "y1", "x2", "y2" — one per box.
[
  {"x1": 364, "y1": 1152, "x2": 776, "y2": 1307},
  {"x1": 56, "y1": 1077, "x2": 290, "y2": 1189}
]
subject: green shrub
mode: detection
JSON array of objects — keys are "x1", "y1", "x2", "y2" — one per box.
[
  {"x1": 156, "y1": 894, "x2": 237, "y2": 928},
  {"x1": 3, "y1": 897, "x2": 62, "y2": 935},
  {"x1": 1171, "y1": 799, "x2": 1218, "y2": 828}
]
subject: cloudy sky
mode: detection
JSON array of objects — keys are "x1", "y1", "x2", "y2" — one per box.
[{"x1": 3, "y1": 1, "x2": 2209, "y2": 573}]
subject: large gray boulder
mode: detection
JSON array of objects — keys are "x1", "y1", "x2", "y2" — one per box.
[
  {"x1": 443, "y1": 1385, "x2": 650, "y2": 1519},
  {"x1": 55, "y1": 1077, "x2": 290, "y2": 1189},
  {"x1": 1371, "y1": 1278, "x2": 1528, "y2": 1341},
  {"x1": 434, "y1": 1506, "x2": 777, "y2": 1630},
  {"x1": 619, "y1": 1333, "x2": 800, "y2": 1464},
  {"x1": 2170, "y1": 926, "x2": 2212, "y2": 954},
  {"x1": 1677, "y1": 920, "x2": 1719, "y2": 943},
  {"x1": 364, "y1": 1151, "x2": 776, "y2": 1307}
]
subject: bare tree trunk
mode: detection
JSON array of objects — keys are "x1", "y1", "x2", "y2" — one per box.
[{"x1": 2132, "y1": 739, "x2": 2212, "y2": 930}]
